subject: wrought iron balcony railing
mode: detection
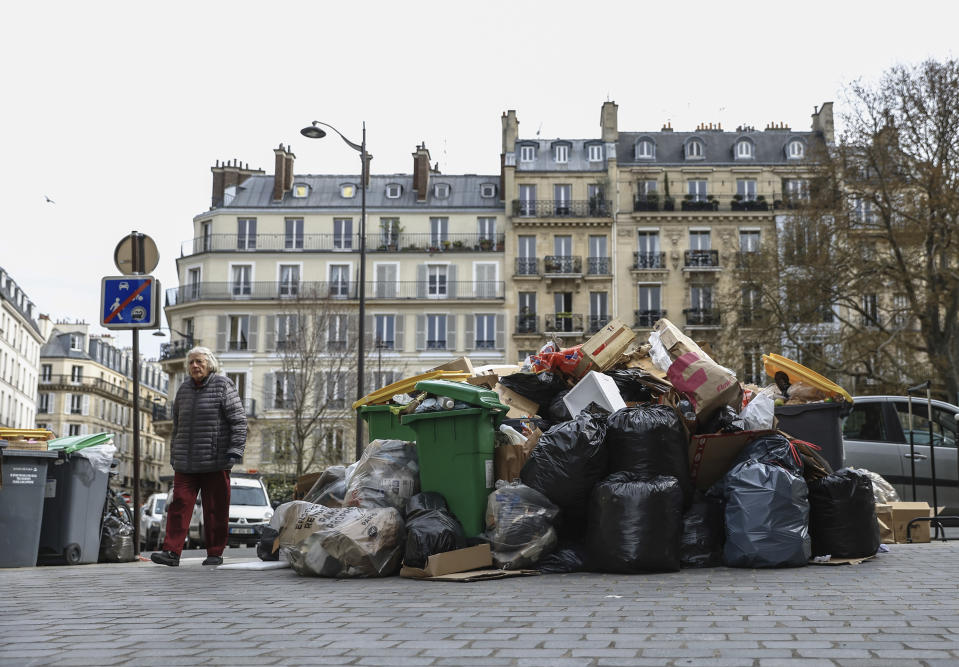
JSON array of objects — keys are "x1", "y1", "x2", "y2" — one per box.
[
  {"x1": 684, "y1": 308, "x2": 721, "y2": 326},
  {"x1": 684, "y1": 250, "x2": 720, "y2": 268},
  {"x1": 587, "y1": 315, "x2": 611, "y2": 334},
  {"x1": 39, "y1": 375, "x2": 131, "y2": 401},
  {"x1": 633, "y1": 252, "x2": 666, "y2": 270},
  {"x1": 159, "y1": 338, "x2": 196, "y2": 361},
  {"x1": 587, "y1": 257, "x2": 611, "y2": 275},
  {"x1": 545, "y1": 313, "x2": 584, "y2": 332},
  {"x1": 512, "y1": 199, "x2": 612, "y2": 218},
  {"x1": 181, "y1": 232, "x2": 505, "y2": 256},
  {"x1": 634, "y1": 309, "x2": 666, "y2": 327},
  {"x1": 166, "y1": 281, "x2": 505, "y2": 305},
  {"x1": 516, "y1": 314, "x2": 539, "y2": 334},
  {"x1": 632, "y1": 193, "x2": 801, "y2": 213},
  {"x1": 543, "y1": 256, "x2": 583, "y2": 275},
  {"x1": 515, "y1": 258, "x2": 539, "y2": 276}
]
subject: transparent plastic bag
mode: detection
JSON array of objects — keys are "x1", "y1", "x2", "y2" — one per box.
[
  {"x1": 343, "y1": 439, "x2": 419, "y2": 512},
  {"x1": 485, "y1": 481, "x2": 559, "y2": 569}
]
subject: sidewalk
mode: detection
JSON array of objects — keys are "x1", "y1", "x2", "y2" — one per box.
[{"x1": 3, "y1": 542, "x2": 959, "y2": 666}]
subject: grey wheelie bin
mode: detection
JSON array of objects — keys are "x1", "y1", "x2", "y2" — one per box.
[{"x1": 0, "y1": 448, "x2": 59, "y2": 568}]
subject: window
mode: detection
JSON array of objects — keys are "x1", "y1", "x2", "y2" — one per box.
[
  {"x1": 480, "y1": 183, "x2": 497, "y2": 198},
  {"x1": 518, "y1": 184, "x2": 536, "y2": 216},
  {"x1": 71, "y1": 365, "x2": 83, "y2": 383},
  {"x1": 553, "y1": 184, "x2": 571, "y2": 215},
  {"x1": 553, "y1": 292, "x2": 574, "y2": 332},
  {"x1": 518, "y1": 292, "x2": 537, "y2": 332},
  {"x1": 380, "y1": 218, "x2": 400, "y2": 247},
  {"x1": 474, "y1": 314, "x2": 496, "y2": 349},
  {"x1": 70, "y1": 394, "x2": 82, "y2": 414},
  {"x1": 637, "y1": 180, "x2": 657, "y2": 196},
  {"x1": 784, "y1": 178, "x2": 809, "y2": 203},
  {"x1": 635, "y1": 139, "x2": 655, "y2": 159},
  {"x1": 637, "y1": 285, "x2": 661, "y2": 326},
  {"x1": 739, "y1": 230, "x2": 761, "y2": 252},
  {"x1": 426, "y1": 314, "x2": 447, "y2": 350},
  {"x1": 328, "y1": 315, "x2": 349, "y2": 351},
  {"x1": 742, "y1": 285, "x2": 762, "y2": 323},
  {"x1": 70, "y1": 334, "x2": 83, "y2": 351},
  {"x1": 325, "y1": 371, "x2": 345, "y2": 408},
  {"x1": 477, "y1": 217, "x2": 496, "y2": 241},
  {"x1": 519, "y1": 145, "x2": 535, "y2": 162},
  {"x1": 691, "y1": 285, "x2": 713, "y2": 311},
  {"x1": 371, "y1": 369, "x2": 399, "y2": 390},
  {"x1": 374, "y1": 315, "x2": 395, "y2": 350},
  {"x1": 474, "y1": 262, "x2": 497, "y2": 298},
  {"x1": 554, "y1": 144, "x2": 569, "y2": 163},
  {"x1": 862, "y1": 294, "x2": 879, "y2": 327},
  {"x1": 340, "y1": 184, "x2": 356, "y2": 198},
  {"x1": 231, "y1": 265, "x2": 252, "y2": 296},
  {"x1": 636, "y1": 231, "x2": 661, "y2": 268},
  {"x1": 517, "y1": 236, "x2": 537, "y2": 275},
  {"x1": 386, "y1": 183, "x2": 403, "y2": 199},
  {"x1": 333, "y1": 218, "x2": 353, "y2": 250},
  {"x1": 68, "y1": 424, "x2": 81, "y2": 436},
  {"x1": 893, "y1": 294, "x2": 910, "y2": 327},
  {"x1": 735, "y1": 140, "x2": 753, "y2": 159},
  {"x1": 685, "y1": 139, "x2": 704, "y2": 159},
  {"x1": 278, "y1": 265, "x2": 300, "y2": 297},
  {"x1": 285, "y1": 218, "x2": 304, "y2": 249},
  {"x1": 588, "y1": 235, "x2": 608, "y2": 274},
  {"x1": 293, "y1": 183, "x2": 309, "y2": 198},
  {"x1": 237, "y1": 218, "x2": 256, "y2": 250},
  {"x1": 588, "y1": 144, "x2": 604, "y2": 162},
  {"x1": 852, "y1": 196, "x2": 877, "y2": 225},
  {"x1": 273, "y1": 372, "x2": 295, "y2": 409},
  {"x1": 228, "y1": 315, "x2": 250, "y2": 351},
  {"x1": 589, "y1": 292, "x2": 609, "y2": 331},
  {"x1": 429, "y1": 217, "x2": 449, "y2": 248},
  {"x1": 276, "y1": 314, "x2": 298, "y2": 351},
  {"x1": 743, "y1": 346, "x2": 763, "y2": 385},
  {"x1": 329, "y1": 265, "x2": 350, "y2": 298},
  {"x1": 427, "y1": 265, "x2": 448, "y2": 298},
  {"x1": 688, "y1": 180, "x2": 708, "y2": 202},
  {"x1": 188, "y1": 268, "x2": 201, "y2": 299},
  {"x1": 374, "y1": 263, "x2": 398, "y2": 298},
  {"x1": 433, "y1": 183, "x2": 450, "y2": 199},
  {"x1": 787, "y1": 140, "x2": 804, "y2": 159},
  {"x1": 736, "y1": 179, "x2": 757, "y2": 201},
  {"x1": 894, "y1": 401, "x2": 957, "y2": 447},
  {"x1": 38, "y1": 393, "x2": 50, "y2": 413},
  {"x1": 587, "y1": 184, "x2": 606, "y2": 215},
  {"x1": 41, "y1": 364, "x2": 52, "y2": 382},
  {"x1": 201, "y1": 221, "x2": 212, "y2": 252}
]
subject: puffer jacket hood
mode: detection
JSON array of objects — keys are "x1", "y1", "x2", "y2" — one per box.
[{"x1": 170, "y1": 373, "x2": 247, "y2": 473}]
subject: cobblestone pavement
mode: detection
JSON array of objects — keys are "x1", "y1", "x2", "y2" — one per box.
[{"x1": 2, "y1": 542, "x2": 959, "y2": 666}]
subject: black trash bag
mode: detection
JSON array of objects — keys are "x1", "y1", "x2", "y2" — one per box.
[
  {"x1": 499, "y1": 370, "x2": 569, "y2": 406},
  {"x1": 604, "y1": 369, "x2": 665, "y2": 403},
  {"x1": 405, "y1": 491, "x2": 449, "y2": 519},
  {"x1": 553, "y1": 504, "x2": 589, "y2": 543},
  {"x1": 520, "y1": 411, "x2": 608, "y2": 508},
  {"x1": 680, "y1": 492, "x2": 725, "y2": 568},
  {"x1": 404, "y1": 506, "x2": 467, "y2": 569},
  {"x1": 605, "y1": 405, "x2": 693, "y2": 506},
  {"x1": 734, "y1": 433, "x2": 803, "y2": 477},
  {"x1": 723, "y1": 460, "x2": 811, "y2": 568},
  {"x1": 98, "y1": 514, "x2": 135, "y2": 563},
  {"x1": 257, "y1": 526, "x2": 280, "y2": 561},
  {"x1": 587, "y1": 473, "x2": 684, "y2": 573},
  {"x1": 537, "y1": 542, "x2": 590, "y2": 573},
  {"x1": 697, "y1": 405, "x2": 745, "y2": 435},
  {"x1": 485, "y1": 481, "x2": 559, "y2": 569},
  {"x1": 808, "y1": 468, "x2": 880, "y2": 558},
  {"x1": 548, "y1": 390, "x2": 572, "y2": 423}
]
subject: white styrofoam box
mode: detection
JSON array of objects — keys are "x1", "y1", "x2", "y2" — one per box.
[{"x1": 563, "y1": 370, "x2": 626, "y2": 417}]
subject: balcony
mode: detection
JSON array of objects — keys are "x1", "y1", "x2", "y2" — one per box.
[
  {"x1": 633, "y1": 252, "x2": 666, "y2": 270},
  {"x1": 39, "y1": 375, "x2": 131, "y2": 402},
  {"x1": 543, "y1": 256, "x2": 582, "y2": 275},
  {"x1": 586, "y1": 257, "x2": 611, "y2": 276},
  {"x1": 684, "y1": 308, "x2": 721, "y2": 327},
  {"x1": 515, "y1": 257, "x2": 540, "y2": 276},
  {"x1": 631, "y1": 193, "x2": 794, "y2": 213},
  {"x1": 180, "y1": 232, "x2": 506, "y2": 256},
  {"x1": 512, "y1": 199, "x2": 612, "y2": 218},
  {"x1": 740, "y1": 308, "x2": 770, "y2": 327},
  {"x1": 684, "y1": 250, "x2": 720, "y2": 269},
  {"x1": 545, "y1": 313, "x2": 584, "y2": 333},
  {"x1": 587, "y1": 315, "x2": 611, "y2": 334},
  {"x1": 635, "y1": 309, "x2": 666, "y2": 328},
  {"x1": 159, "y1": 338, "x2": 196, "y2": 361},
  {"x1": 167, "y1": 280, "x2": 506, "y2": 305},
  {"x1": 516, "y1": 314, "x2": 539, "y2": 334}
]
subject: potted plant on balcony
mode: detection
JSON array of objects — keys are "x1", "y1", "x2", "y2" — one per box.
[
  {"x1": 478, "y1": 237, "x2": 493, "y2": 251},
  {"x1": 442, "y1": 240, "x2": 451, "y2": 251},
  {"x1": 452, "y1": 239, "x2": 464, "y2": 250},
  {"x1": 732, "y1": 193, "x2": 744, "y2": 211}
]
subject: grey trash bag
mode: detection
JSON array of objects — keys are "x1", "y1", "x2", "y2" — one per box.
[
  {"x1": 98, "y1": 513, "x2": 135, "y2": 563},
  {"x1": 723, "y1": 460, "x2": 811, "y2": 568},
  {"x1": 344, "y1": 439, "x2": 419, "y2": 512}
]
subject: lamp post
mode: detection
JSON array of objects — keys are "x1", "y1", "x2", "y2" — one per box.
[{"x1": 301, "y1": 120, "x2": 369, "y2": 462}]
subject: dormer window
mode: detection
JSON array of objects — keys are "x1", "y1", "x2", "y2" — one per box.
[
  {"x1": 735, "y1": 139, "x2": 754, "y2": 160},
  {"x1": 433, "y1": 183, "x2": 450, "y2": 199},
  {"x1": 635, "y1": 138, "x2": 655, "y2": 159},
  {"x1": 519, "y1": 144, "x2": 536, "y2": 162},
  {"x1": 587, "y1": 144, "x2": 604, "y2": 162},
  {"x1": 480, "y1": 183, "x2": 497, "y2": 198},
  {"x1": 293, "y1": 183, "x2": 310, "y2": 198},
  {"x1": 787, "y1": 139, "x2": 805, "y2": 159},
  {"x1": 386, "y1": 183, "x2": 403, "y2": 199},
  {"x1": 340, "y1": 184, "x2": 356, "y2": 198},
  {"x1": 554, "y1": 144, "x2": 569, "y2": 163},
  {"x1": 685, "y1": 138, "x2": 704, "y2": 160}
]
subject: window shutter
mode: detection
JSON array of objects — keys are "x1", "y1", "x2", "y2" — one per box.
[
  {"x1": 315, "y1": 374, "x2": 323, "y2": 409},
  {"x1": 82, "y1": 395, "x2": 90, "y2": 416},
  {"x1": 495, "y1": 314, "x2": 505, "y2": 350},
  {"x1": 448, "y1": 265, "x2": 458, "y2": 298},
  {"x1": 263, "y1": 372, "x2": 274, "y2": 410},
  {"x1": 417, "y1": 264, "x2": 427, "y2": 299},
  {"x1": 63, "y1": 393, "x2": 70, "y2": 415},
  {"x1": 265, "y1": 315, "x2": 275, "y2": 352},
  {"x1": 216, "y1": 315, "x2": 228, "y2": 353},
  {"x1": 394, "y1": 315, "x2": 405, "y2": 352},
  {"x1": 364, "y1": 314, "x2": 374, "y2": 349},
  {"x1": 464, "y1": 314, "x2": 474, "y2": 351},
  {"x1": 446, "y1": 314, "x2": 456, "y2": 351},
  {"x1": 261, "y1": 430, "x2": 272, "y2": 464},
  {"x1": 415, "y1": 315, "x2": 426, "y2": 351},
  {"x1": 248, "y1": 315, "x2": 259, "y2": 352}
]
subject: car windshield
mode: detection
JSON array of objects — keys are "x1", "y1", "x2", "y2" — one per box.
[{"x1": 231, "y1": 486, "x2": 267, "y2": 506}]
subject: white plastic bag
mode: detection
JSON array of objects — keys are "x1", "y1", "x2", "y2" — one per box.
[
  {"x1": 647, "y1": 331, "x2": 673, "y2": 373},
  {"x1": 741, "y1": 393, "x2": 776, "y2": 430},
  {"x1": 74, "y1": 443, "x2": 117, "y2": 475}
]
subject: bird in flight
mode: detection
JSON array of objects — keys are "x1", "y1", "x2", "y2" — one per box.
[{"x1": 44, "y1": 196, "x2": 56, "y2": 204}]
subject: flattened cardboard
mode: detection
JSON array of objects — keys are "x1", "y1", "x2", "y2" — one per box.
[
  {"x1": 809, "y1": 555, "x2": 876, "y2": 566},
  {"x1": 416, "y1": 568, "x2": 540, "y2": 582},
  {"x1": 688, "y1": 429, "x2": 778, "y2": 490},
  {"x1": 493, "y1": 383, "x2": 540, "y2": 418},
  {"x1": 427, "y1": 357, "x2": 475, "y2": 375},
  {"x1": 400, "y1": 543, "x2": 492, "y2": 578}
]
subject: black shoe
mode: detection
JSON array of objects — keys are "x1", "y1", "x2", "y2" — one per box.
[
  {"x1": 202, "y1": 555, "x2": 223, "y2": 566},
  {"x1": 150, "y1": 550, "x2": 180, "y2": 567}
]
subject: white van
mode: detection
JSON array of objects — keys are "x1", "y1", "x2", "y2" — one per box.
[
  {"x1": 187, "y1": 475, "x2": 274, "y2": 549},
  {"x1": 139, "y1": 493, "x2": 167, "y2": 551}
]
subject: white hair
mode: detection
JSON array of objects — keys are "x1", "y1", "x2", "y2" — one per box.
[{"x1": 187, "y1": 346, "x2": 219, "y2": 374}]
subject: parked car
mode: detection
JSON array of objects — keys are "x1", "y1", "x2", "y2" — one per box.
[
  {"x1": 842, "y1": 395, "x2": 959, "y2": 515},
  {"x1": 188, "y1": 474, "x2": 274, "y2": 549},
  {"x1": 139, "y1": 493, "x2": 167, "y2": 551}
]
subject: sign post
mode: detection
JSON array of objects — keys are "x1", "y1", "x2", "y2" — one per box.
[{"x1": 101, "y1": 231, "x2": 161, "y2": 552}]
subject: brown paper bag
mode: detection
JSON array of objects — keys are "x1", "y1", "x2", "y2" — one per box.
[{"x1": 494, "y1": 427, "x2": 541, "y2": 482}]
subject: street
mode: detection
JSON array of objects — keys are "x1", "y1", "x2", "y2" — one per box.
[{"x1": 2, "y1": 542, "x2": 959, "y2": 666}]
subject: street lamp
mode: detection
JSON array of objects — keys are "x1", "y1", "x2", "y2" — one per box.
[{"x1": 301, "y1": 119, "x2": 370, "y2": 462}]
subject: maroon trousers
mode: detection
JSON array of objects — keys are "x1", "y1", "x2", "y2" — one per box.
[{"x1": 162, "y1": 470, "x2": 231, "y2": 556}]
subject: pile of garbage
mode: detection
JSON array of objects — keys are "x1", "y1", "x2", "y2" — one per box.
[{"x1": 265, "y1": 318, "x2": 884, "y2": 578}]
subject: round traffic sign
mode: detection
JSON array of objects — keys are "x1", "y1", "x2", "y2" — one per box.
[{"x1": 114, "y1": 232, "x2": 159, "y2": 275}]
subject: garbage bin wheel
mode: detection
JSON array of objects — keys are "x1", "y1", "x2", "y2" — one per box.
[{"x1": 64, "y1": 543, "x2": 82, "y2": 565}]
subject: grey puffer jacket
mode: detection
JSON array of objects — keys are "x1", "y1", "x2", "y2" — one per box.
[{"x1": 170, "y1": 372, "x2": 247, "y2": 473}]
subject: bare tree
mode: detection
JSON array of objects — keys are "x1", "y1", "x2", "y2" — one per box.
[{"x1": 724, "y1": 59, "x2": 959, "y2": 401}]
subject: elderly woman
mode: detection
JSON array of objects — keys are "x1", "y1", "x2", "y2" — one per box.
[{"x1": 151, "y1": 346, "x2": 247, "y2": 567}]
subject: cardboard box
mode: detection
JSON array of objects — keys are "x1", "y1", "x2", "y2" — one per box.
[
  {"x1": 688, "y1": 429, "x2": 778, "y2": 490},
  {"x1": 399, "y1": 543, "x2": 539, "y2": 581},
  {"x1": 888, "y1": 501, "x2": 934, "y2": 543},
  {"x1": 572, "y1": 319, "x2": 637, "y2": 379},
  {"x1": 875, "y1": 504, "x2": 894, "y2": 543},
  {"x1": 427, "y1": 357, "x2": 474, "y2": 375},
  {"x1": 493, "y1": 383, "x2": 540, "y2": 418}
]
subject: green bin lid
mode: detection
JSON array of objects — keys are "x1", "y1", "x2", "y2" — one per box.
[
  {"x1": 47, "y1": 432, "x2": 115, "y2": 453},
  {"x1": 413, "y1": 379, "x2": 509, "y2": 415}
]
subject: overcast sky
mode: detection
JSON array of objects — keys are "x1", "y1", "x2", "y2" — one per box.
[{"x1": 2, "y1": 0, "x2": 956, "y2": 359}]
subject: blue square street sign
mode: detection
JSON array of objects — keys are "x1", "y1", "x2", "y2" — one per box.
[{"x1": 100, "y1": 275, "x2": 159, "y2": 329}]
